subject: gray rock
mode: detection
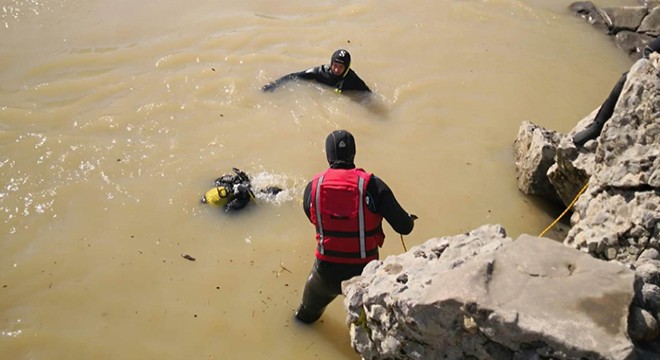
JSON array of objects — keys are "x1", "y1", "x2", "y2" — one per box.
[
  {"x1": 343, "y1": 226, "x2": 636, "y2": 360},
  {"x1": 641, "y1": 283, "x2": 660, "y2": 312},
  {"x1": 529, "y1": 54, "x2": 660, "y2": 266},
  {"x1": 511, "y1": 6, "x2": 660, "y2": 354},
  {"x1": 629, "y1": 306, "x2": 660, "y2": 342},
  {"x1": 638, "y1": 248, "x2": 660, "y2": 262},
  {"x1": 636, "y1": 260, "x2": 660, "y2": 285},
  {"x1": 615, "y1": 30, "x2": 656, "y2": 59},
  {"x1": 601, "y1": 6, "x2": 648, "y2": 32},
  {"x1": 547, "y1": 140, "x2": 592, "y2": 208},
  {"x1": 569, "y1": 1, "x2": 610, "y2": 33},
  {"x1": 570, "y1": 1, "x2": 659, "y2": 56},
  {"x1": 639, "y1": 6, "x2": 660, "y2": 36},
  {"x1": 513, "y1": 121, "x2": 562, "y2": 204}
]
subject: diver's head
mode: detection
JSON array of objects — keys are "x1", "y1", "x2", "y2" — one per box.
[
  {"x1": 325, "y1": 129, "x2": 356, "y2": 165},
  {"x1": 330, "y1": 49, "x2": 351, "y2": 77}
]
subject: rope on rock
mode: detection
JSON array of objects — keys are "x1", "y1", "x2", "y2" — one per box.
[{"x1": 538, "y1": 181, "x2": 589, "y2": 238}]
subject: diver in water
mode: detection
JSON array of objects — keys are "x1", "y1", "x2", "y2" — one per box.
[
  {"x1": 201, "y1": 168, "x2": 282, "y2": 211},
  {"x1": 572, "y1": 36, "x2": 660, "y2": 147},
  {"x1": 201, "y1": 168, "x2": 255, "y2": 211},
  {"x1": 261, "y1": 49, "x2": 371, "y2": 94}
]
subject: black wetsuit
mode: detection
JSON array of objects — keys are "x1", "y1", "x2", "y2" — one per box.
[
  {"x1": 212, "y1": 171, "x2": 253, "y2": 210},
  {"x1": 573, "y1": 36, "x2": 660, "y2": 147},
  {"x1": 643, "y1": 36, "x2": 660, "y2": 59},
  {"x1": 295, "y1": 162, "x2": 414, "y2": 323},
  {"x1": 262, "y1": 65, "x2": 371, "y2": 93}
]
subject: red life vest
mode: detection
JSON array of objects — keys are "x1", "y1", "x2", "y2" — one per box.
[{"x1": 309, "y1": 168, "x2": 385, "y2": 264}]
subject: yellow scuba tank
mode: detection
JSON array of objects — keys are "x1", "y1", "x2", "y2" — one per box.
[
  {"x1": 202, "y1": 185, "x2": 233, "y2": 207},
  {"x1": 201, "y1": 168, "x2": 257, "y2": 209}
]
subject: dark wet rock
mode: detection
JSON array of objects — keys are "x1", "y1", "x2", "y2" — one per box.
[
  {"x1": 615, "y1": 30, "x2": 656, "y2": 59},
  {"x1": 570, "y1": 1, "x2": 610, "y2": 33},
  {"x1": 639, "y1": 6, "x2": 660, "y2": 36},
  {"x1": 602, "y1": 6, "x2": 648, "y2": 33},
  {"x1": 640, "y1": 283, "x2": 660, "y2": 313},
  {"x1": 570, "y1": 1, "x2": 659, "y2": 58},
  {"x1": 629, "y1": 306, "x2": 660, "y2": 342}
]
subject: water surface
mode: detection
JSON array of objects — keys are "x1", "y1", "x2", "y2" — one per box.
[{"x1": 0, "y1": 0, "x2": 637, "y2": 358}]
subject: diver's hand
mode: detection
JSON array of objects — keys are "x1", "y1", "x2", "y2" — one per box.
[
  {"x1": 227, "y1": 198, "x2": 247, "y2": 210},
  {"x1": 262, "y1": 82, "x2": 276, "y2": 92}
]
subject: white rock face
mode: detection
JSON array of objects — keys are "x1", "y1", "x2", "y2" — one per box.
[{"x1": 343, "y1": 225, "x2": 636, "y2": 360}]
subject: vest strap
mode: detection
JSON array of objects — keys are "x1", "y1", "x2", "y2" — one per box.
[
  {"x1": 314, "y1": 175, "x2": 325, "y2": 255},
  {"x1": 357, "y1": 176, "x2": 366, "y2": 258}
]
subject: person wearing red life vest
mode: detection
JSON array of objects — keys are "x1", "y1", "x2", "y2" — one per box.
[{"x1": 295, "y1": 129, "x2": 417, "y2": 324}]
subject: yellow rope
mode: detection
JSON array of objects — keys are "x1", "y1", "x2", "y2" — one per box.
[{"x1": 538, "y1": 181, "x2": 589, "y2": 237}]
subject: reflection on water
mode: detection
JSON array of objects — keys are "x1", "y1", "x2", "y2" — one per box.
[{"x1": 0, "y1": 0, "x2": 637, "y2": 359}]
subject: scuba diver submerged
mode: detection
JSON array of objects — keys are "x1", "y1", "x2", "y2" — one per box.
[
  {"x1": 201, "y1": 168, "x2": 282, "y2": 211},
  {"x1": 261, "y1": 49, "x2": 371, "y2": 94}
]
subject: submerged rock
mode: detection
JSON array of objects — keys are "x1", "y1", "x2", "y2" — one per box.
[{"x1": 570, "y1": 1, "x2": 659, "y2": 59}]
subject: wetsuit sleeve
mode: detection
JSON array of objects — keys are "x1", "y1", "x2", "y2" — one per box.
[
  {"x1": 261, "y1": 73, "x2": 299, "y2": 92},
  {"x1": 643, "y1": 36, "x2": 660, "y2": 59},
  {"x1": 572, "y1": 71, "x2": 628, "y2": 146},
  {"x1": 342, "y1": 70, "x2": 371, "y2": 92},
  {"x1": 262, "y1": 66, "x2": 322, "y2": 92},
  {"x1": 227, "y1": 185, "x2": 251, "y2": 210},
  {"x1": 367, "y1": 175, "x2": 414, "y2": 235},
  {"x1": 303, "y1": 181, "x2": 313, "y2": 221},
  {"x1": 227, "y1": 198, "x2": 247, "y2": 210}
]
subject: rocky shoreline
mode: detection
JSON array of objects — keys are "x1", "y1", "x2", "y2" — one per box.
[
  {"x1": 570, "y1": 1, "x2": 660, "y2": 59},
  {"x1": 512, "y1": 35, "x2": 660, "y2": 356},
  {"x1": 341, "y1": 2, "x2": 659, "y2": 359}
]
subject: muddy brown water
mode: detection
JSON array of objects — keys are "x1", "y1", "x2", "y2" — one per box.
[{"x1": 0, "y1": 0, "x2": 637, "y2": 358}]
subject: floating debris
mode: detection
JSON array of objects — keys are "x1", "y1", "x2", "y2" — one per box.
[
  {"x1": 274, "y1": 262, "x2": 292, "y2": 277},
  {"x1": 181, "y1": 254, "x2": 196, "y2": 261}
]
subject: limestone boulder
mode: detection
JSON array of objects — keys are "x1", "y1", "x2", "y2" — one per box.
[
  {"x1": 639, "y1": 6, "x2": 660, "y2": 36},
  {"x1": 512, "y1": 121, "x2": 562, "y2": 204},
  {"x1": 343, "y1": 225, "x2": 637, "y2": 360},
  {"x1": 601, "y1": 6, "x2": 649, "y2": 32}
]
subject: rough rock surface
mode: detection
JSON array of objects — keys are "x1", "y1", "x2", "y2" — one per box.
[
  {"x1": 513, "y1": 50, "x2": 660, "y2": 353},
  {"x1": 343, "y1": 225, "x2": 636, "y2": 360},
  {"x1": 563, "y1": 54, "x2": 660, "y2": 264},
  {"x1": 513, "y1": 122, "x2": 562, "y2": 204}
]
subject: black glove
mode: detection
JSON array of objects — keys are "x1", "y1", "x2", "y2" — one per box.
[
  {"x1": 262, "y1": 82, "x2": 277, "y2": 92},
  {"x1": 232, "y1": 168, "x2": 250, "y2": 183}
]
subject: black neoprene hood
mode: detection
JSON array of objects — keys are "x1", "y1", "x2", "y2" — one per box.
[
  {"x1": 331, "y1": 49, "x2": 351, "y2": 69},
  {"x1": 325, "y1": 129, "x2": 356, "y2": 165}
]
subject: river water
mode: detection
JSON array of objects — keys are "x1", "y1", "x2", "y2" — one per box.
[{"x1": 0, "y1": 0, "x2": 638, "y2": 359}]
